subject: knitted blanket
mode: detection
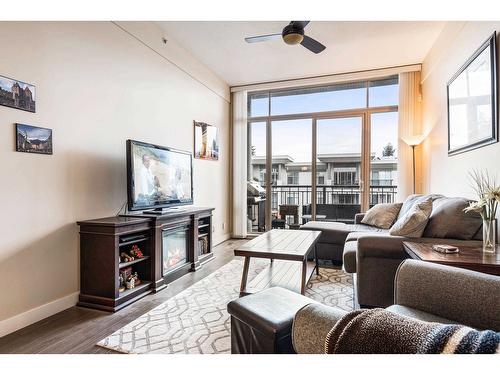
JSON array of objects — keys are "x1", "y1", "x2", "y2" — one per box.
[{"x1": 325, "y1": 309, "x2": 500, "y2": 354}]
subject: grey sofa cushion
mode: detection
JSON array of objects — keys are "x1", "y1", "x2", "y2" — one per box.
[
  {"x1": 386, "y1": 305, "x2": 457, "y2": 325},
  {"x1": 345, "y1": 231, "x2": 390, "y2": 243},
  {"x1": 390, "y1": 198, "x2": 433, "y2": 238},
  {"x1": 343, "y1": 240, "x2": 358, "y2": 273},
  {"x1": 353, "y1": 224, "x2": 387, "y2": 233},
  {"x1": 423, "y1": 196, "x2": 483, "y2": 240},
  {"x1": 301, "y1": 221, "x2": 383, "y2": 245},
  {"x1": 361, "y1": 203, "x2": 403, "y2": 229},
  {"x1": 301, "y1": 221, "x2": 352, "y2": 244}
]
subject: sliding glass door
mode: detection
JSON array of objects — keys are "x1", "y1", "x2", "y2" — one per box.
[
  {"x1": 246, "y1": 77, "x2": 399, "y2": 233},
  {"x1": 271, "y1": 119, "x2": 312, "y2": 227},
  {"x1": 315, "y1": 116, "x2": 364, "y2": 223},
  {"x1": 247, "y1": 121, "x2": 267, "y2": 233}
]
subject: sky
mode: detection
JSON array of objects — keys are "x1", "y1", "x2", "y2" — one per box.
[
  {"x1": 17, "y1": 124, "x2": 51, "y2": 140},
  {"x1": 249, "y1": 84, "x2": 398, "y2": 162},
  {"x1": 0, "y1": 76, "x2": 36, "y2": 100}
]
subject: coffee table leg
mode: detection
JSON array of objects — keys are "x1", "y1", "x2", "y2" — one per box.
[
  {"x1": 300, "y1": 260, "x2": 307, "y2": 295},
  {"x1": 314, "y1": 244, "x2": 320, "y2": 276},
  {"x1": 240, "y1": 256, "x2": 251, "y2": 296}
]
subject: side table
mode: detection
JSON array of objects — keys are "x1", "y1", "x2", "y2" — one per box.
[{"x1": 403, "y1": 241, "x2": 500, "y2": 276}]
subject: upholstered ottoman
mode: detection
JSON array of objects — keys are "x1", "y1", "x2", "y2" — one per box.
[{"x1": 227, "y1": 287, "x2": 312, "y2": 354}]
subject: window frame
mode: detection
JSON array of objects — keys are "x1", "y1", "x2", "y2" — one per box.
[{"x1": 247, "y1": 76, "x2": 399, "y2": 231}]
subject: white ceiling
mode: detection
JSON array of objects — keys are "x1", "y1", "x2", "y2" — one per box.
[{"x1": 156, "y1": 21, "x2": 446, "y2": 86}]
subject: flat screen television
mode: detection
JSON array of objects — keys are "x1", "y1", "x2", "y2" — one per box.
[{"x1": 127, "y1": 140, "x2": 193, "y2": 212}]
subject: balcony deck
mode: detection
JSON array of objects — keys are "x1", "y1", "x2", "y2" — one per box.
[{"x1": 248, "y1": 184, "x2": 397, "y2": 231}]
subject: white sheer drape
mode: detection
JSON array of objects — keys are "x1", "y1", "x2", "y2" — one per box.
[
  {"x1": 232, "y1": 91, "x2": 248, "y2": 238},
  {"x1": 397, "y1": 71, "x2": 422, "y2": 201}
]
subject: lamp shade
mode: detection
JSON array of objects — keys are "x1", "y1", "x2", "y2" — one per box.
[{"x1": 402, "y1": 134, "x2": 426, "y2": 146}]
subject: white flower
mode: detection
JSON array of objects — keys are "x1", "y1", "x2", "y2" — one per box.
[
  {"x1": 464, "y1": 200, "x2": 485, "y2": 214},
  {"x1": 485, "y1": 187, "x2": 500, "y2": 202}
]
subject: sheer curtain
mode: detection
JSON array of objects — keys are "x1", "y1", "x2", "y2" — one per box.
[
  {"x1": 232, "y1": 90, "x2": 248, "y2": 238},
  {"x1": 397, "y1": 71, "x2": 422, "y2": 201}
]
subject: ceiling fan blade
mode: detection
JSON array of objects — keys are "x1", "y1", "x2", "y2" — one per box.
[
  {"x1": 245, "y1": 33, "x2": 282, "y2": 43},
  {"x1": 290, "y1": 21, "x2": 310, "y2": 29},
  {"x1": 300, "y1": 35, "x2": 326, "y2": 54}
]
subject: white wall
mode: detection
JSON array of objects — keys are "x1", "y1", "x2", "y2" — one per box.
[
  {"x1": 421, "y1": 22, "x2": 500, "y2": 198},
  {"x1": 0, "y1": 22, "x2": 230, "y2": 335}
]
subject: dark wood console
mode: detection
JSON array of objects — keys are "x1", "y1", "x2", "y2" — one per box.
[{"x1": 77, "y1": 207, "x2": 214, "y2": 312}]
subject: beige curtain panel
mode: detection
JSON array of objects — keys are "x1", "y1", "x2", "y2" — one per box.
[
  {"x1": 232, "y1": 90, "x2": 248, "y2": 238},
  {"x1": 397, "y1": 71, "x2": 423, "y2": 201}
]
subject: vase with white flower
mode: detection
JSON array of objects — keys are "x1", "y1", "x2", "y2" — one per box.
[{"x1": 464, "y1": 170, "x2": 499, "y2": 253}]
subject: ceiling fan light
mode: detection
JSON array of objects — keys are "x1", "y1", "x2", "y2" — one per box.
[{"x1": 283, "y1": 33, "x2": 304, "y2": 45}]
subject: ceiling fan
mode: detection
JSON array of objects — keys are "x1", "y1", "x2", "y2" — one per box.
[{"x1": 244, "y1": 21, "x2": 326, "y2": 54}]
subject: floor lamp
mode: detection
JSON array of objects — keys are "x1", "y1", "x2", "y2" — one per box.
[{"x1": 402, "y1": 135, "x2": 426, "y2": 194}]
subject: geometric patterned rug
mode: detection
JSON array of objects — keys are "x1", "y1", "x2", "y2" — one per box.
[{"x1": 97, "y1": 258, "x2": 353, "y2": 354}]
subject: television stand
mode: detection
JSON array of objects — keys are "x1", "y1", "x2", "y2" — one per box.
[
  {"x1": 77, "y1": 207, "x2": 214, "y2": 312},
  {"x1": 145, "y1": 207, "x2": 187, "y2": 215}
]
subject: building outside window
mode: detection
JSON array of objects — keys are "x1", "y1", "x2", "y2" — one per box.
[
  {"x1": 287, "y1": 171, "x2": 299, "y2": 185},
  {"x1": 333, "y1": 168, "x2": 358, "y2": 185}
]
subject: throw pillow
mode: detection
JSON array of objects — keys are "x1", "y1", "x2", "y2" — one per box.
[
  {"x1": 423, "y1": 196, "x2": 483, "y2": 240},
  {"x1": 397, "y1": 194, "x2": 443, "y2": 220},
  {"x1": 361, "y1": 203, "x2": 403, "y2": 229},
  {"x1": 389, "y1": 198, "x2": 433, "y2": 238}
]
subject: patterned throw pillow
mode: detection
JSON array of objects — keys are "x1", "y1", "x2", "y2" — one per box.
[
  {"x1": 397, "y1": 194, "x2": 443, "y2": 220},
  {"x1": 389, "y1": 198, "x2": 433, "y2": 237},
  {"x1": 361, "y1": 203, "x2": 403, "y2": 229}
]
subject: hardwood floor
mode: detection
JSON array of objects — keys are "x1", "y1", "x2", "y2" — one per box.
[{"x1": 0, "y1": 238, "x2": 247, "y2": 354}]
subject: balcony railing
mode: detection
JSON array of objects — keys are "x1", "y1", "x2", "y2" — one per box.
[{"x1": 270, "y1": 184, "x2": 397, "y2": 223}]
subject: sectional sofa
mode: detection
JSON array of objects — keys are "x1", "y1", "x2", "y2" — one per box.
[{"x1": 301, "y1": 194, "x2": 483, "y2": 307}]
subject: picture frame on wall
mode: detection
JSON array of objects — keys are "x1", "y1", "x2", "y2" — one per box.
[
  {"x1": 16, "y1": 123, "x2": 53, "y2": 155},
  {"x1": 194, "y1": 121, "x2": 219, "y2": 160},
  {"x1": 0, "y1": 75, "x2": 36, "y2": 113},
  {"x1": 447, "y1": 32, "x2": 498, "y2": 156}
]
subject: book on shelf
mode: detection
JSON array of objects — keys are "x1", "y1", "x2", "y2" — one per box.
[{"x1": 198, "y1": 236, "x2": 209, "y2": 255}]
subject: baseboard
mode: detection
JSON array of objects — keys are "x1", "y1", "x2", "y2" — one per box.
[
  {"x1": 0, "y1": 234, "x2": 235, "y2": 338},
  {"x1": 213, "y1": 233, "x2": 231, "y2": 246},
  {"x1": 230, "y1": 234, "x2": 246, "y2": 239},
  {"x1": 0, "y1": 292, "x2": 79, "y2": 338}
]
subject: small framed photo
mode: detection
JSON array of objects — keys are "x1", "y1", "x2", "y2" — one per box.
[
  {"x1": 447, "y1": 32, "x2": 498, "y2": 156},
  {"x1": 16, "y1": 124, "x2": 53, "y2": 155},
  {"x1": 194, "y1": 121, "x2": 219, "y2": 160},
  {"x1": 0, "y1": 75, "x2": 36, "y2": 113}
]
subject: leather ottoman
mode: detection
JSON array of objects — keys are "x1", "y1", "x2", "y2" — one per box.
[{"x1": 227, "y1": 287, "x2": 313, "y2": 354}]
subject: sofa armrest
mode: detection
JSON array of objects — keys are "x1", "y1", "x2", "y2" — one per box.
[
  {"x1": 357, "y1": 234, "x2": 409, "y2": 260},
  {"x1": 354, "y1": 213, "x2": 366, "y2": 224},
  {"x1": 292, "y1": 303, "x2": 347, "y2": 354},
  {"x1": 394, "y1": 259, "x2": 500, "y2": 331}
]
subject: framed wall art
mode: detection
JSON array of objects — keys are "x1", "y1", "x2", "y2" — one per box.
[
  {"x1": 0, "y1": 75, "x2": 36, "y2": 113},
  {"x1": 16, "y1": 124, "x2": 53, "y2": 155},
  {"x1": 447, "y1": 32, "x2": 498, "y2": 156},
  {"x1": 194, "y1": 121, "x2": 219, "y2": 160}
]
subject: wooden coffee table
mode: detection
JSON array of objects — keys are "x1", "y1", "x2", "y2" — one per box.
[
  {"x1": 403, "y1": 241, "x2": 500, "y2": 276},
  {"x1": 234, "y1": 229, "x2": 321, "y2": 296}
]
